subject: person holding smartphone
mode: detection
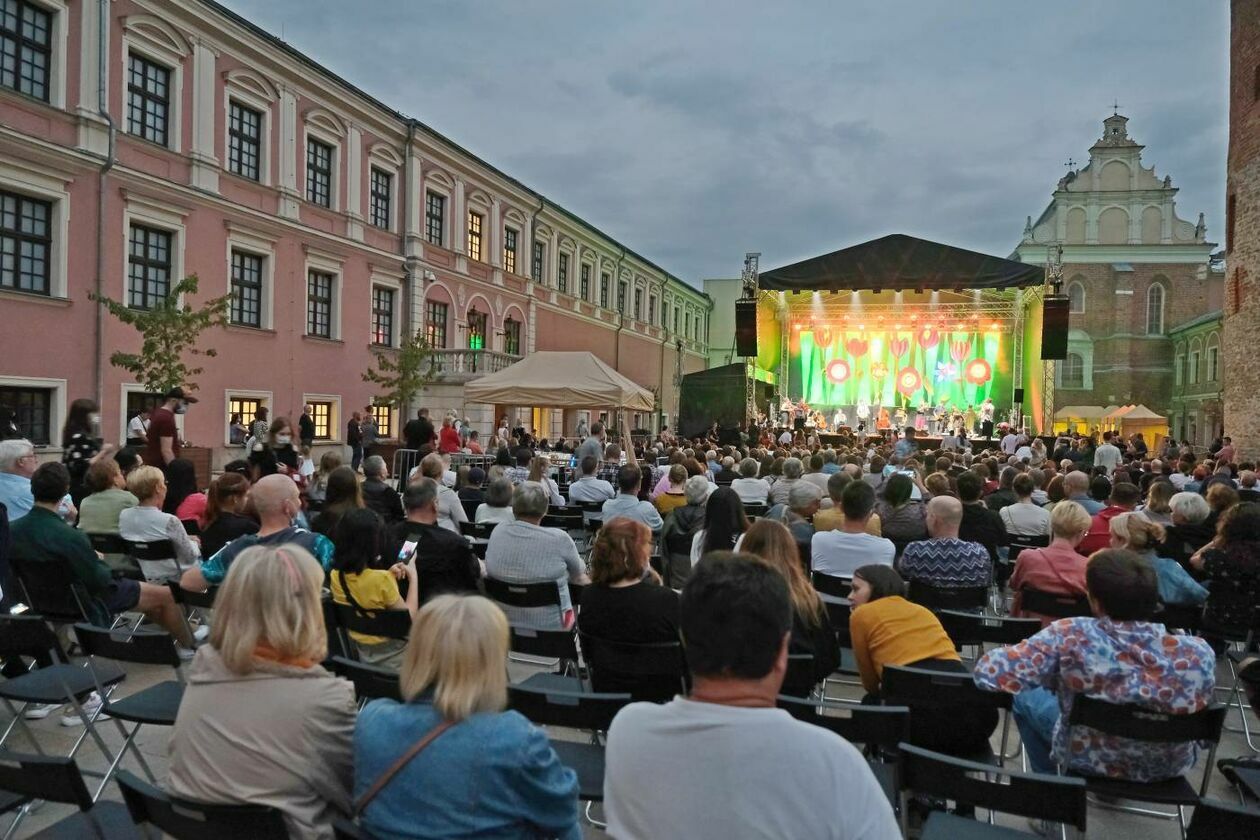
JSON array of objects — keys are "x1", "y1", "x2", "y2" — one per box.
[{"x1": 385, "y1": 478, "x2": 481, "y2": 604}]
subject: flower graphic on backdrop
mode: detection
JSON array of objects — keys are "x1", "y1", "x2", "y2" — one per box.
[
  {"x1": 889, "y1": 337, "x2": 909, "y2": 359},
  {"x1": 871, "y1": 361, "x2": 888, "y2": 380},
  {"x1": 845, "y1": 337, "x2": 868, "y2": 358},
  {"x1": 964, "y1": 358, "x2": 992, "y2": 385},
  {"x1": 918, "y1": 328, "x2": 940, "y2": 350},
  {"x1": 813, "y1": 327, "x2": 832, "y2": 348},
  {"x1": 825, "y1": 358, "x2": 851, "y2": 384},
  {"x1": 934, "y1": 361, "x2": 957, "y2": 383},
  {"x1": 949, "y1": 340, "x2": 972, "y2": 363},
  {"x1": 896, "y1": 367, "x2": 923, "y2": 398}
]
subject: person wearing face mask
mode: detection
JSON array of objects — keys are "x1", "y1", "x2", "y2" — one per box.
[
  {"x1": 179, "y1": 474, "x2": 334, "y2": 592},
  {"x1": 249, "y1": 418, "x2": 300, "y2": 480},
  {"x1": 145, "y1": 387, "x2": 196, "y2": 470},
  {"x1": 61, "y1": 398, "x2": 117, "y2": 507}
]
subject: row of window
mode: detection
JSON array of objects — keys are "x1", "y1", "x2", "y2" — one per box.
[
  {"x1": 1065, "y1": 279, "x2": 1166, "y2": 335},
  {"x1": 1175, "y1": 345, "x2": 1221, "y2": 387}
]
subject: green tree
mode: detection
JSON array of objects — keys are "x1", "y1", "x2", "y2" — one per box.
[
  {"x1": 90, "y1": 274, "x2": 231, "y2": 394},
  {"x1": 362, "y1": 328, "x2": 437, "y2": 413}
]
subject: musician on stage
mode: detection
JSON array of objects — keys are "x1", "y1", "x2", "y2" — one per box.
[
  {"x1": 893, "y1": 405, "x2": 908, "y2": 429},
  {"x1": 915, "y1": 399, "x2": 929, "y2": 432},
  {"x1": 876, "y1": 406, "x2": 891, "y2": 432},
  {"x1": 832, "y1": 407, "x2": 847, "y2": 429},
  {"x1": 933, "y1": 400, "x2": 948, "y2": 434},
  {"x1": 856, "y1": 399, "x2": 871, "y2": 430},
  {"x1": 964, "y1": 404, "x2": 977, "y2": 435},
  {"x1": 980, "y1": 397, "x2": 996, "y2": 438}
]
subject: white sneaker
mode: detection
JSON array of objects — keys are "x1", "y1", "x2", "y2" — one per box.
[
  {"x1": 176, "y1": 644, "x2": 197, "y2": 661},
  {"x1": 193, "y1": 624, "x2": 210, "y2": 643},
  {"x1": 22, "y1": 703, "x2": 62, "y2": 720},
  {"x1": 60, "y1": 692, "x2": 108, "y2": 727}
]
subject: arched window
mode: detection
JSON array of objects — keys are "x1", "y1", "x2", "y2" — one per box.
[
  {"x1": 1067, "y1": 281, "x2": 1085, "y2": 314},
  {"x1": 1062, "y1": 353, "x2": 1084, "y2": 387},
  {"x1": 1146, "y1": 283, "x2": 1165, "y2": 335}
]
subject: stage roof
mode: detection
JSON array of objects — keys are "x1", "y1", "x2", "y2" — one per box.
[{"x1": 759, "y1": 234, "x2": 1045, "y2": 293}]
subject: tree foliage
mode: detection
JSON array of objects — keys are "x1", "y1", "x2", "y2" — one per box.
[
  {"x1": 90, "y1": 274, "x2": 230, "y2": 394},
  {"x1": 362, "y1": 328, "x2": 437, "y2": 411}
]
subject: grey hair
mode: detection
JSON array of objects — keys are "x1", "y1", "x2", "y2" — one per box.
[
  {"x1": 1169, "y1": 491, "x2": 1211, "y2": 524},
  {"x1": 782, "y1": 457, "x2": 804, "y2": 479},
  {"x1": 788, "y1": 481, "x2": 822, "y2": 511},
  {"x1": 485, "y1": 477, "x2": 514, "y2": 507},
  {"x1": 403, "y1": 477, "x2": 439, "y2": 511},
  {"x1": 739, "y1": 457, "x2": 759, "y2": 477},
  {"x1": 512, "y1": 481, "x2": 550, "y2": 519},
  {"x1": 684, "y1": 474, "x2": 712, "y2": 505},
  {"x1": 0, "y1": 439, "x2": 34, "y2": 473},
  {"x1": 362, "y1": 455, "x2": 387, "y2": 478}
]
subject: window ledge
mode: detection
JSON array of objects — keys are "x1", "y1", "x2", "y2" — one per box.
[
  {"x1": 0, "y1": 288, "x2": 70, "y2": 306},
  {"x1": 0, "y1": 86, "x2": 64, "y2": 115},
  {"x1": 225, "y1": 324, "x2": 276, "y2": 336},
  {"x1": 221, "y1": 170, "x2": 277, "y2": 192},
  {"x1": 302, "y1": 335, "x2": 344, "y2": 346},
  {"x1": 369, "y1": 342, "x2": 397, "y2": 352}
]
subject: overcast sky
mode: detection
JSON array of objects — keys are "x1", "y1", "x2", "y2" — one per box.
[{"x1": 221, "y1": 0, "x2": 1229, "y2": 284}]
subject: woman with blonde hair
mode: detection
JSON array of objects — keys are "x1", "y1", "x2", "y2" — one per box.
[
  {"x1": 169, "y1": 544, "x2": 356, "y2": 839},
  {"x1": 354, "y1": 595, "x2": 579, "y2": 839},
  {"x1": 117, "y1": 465, "x2": 201, "y2": 579},
  {"x1": 1110, "y1": 512, "x2": 1207, "y2": 607},
  {"x1": 1139, "y1": 480, "x2": 1175, "y2": 526},
  {"x1": 739, "y1": 518, "x2": 838, "y2": 691},
  {"x1": 526, "y1": 455, "x2": 564, "y2": 506},
  {"x1": 308, "y1": 450, "x2": 344, "y2": 504},
  {"x1": 414, "y1": 452, "x2": 467, "y2": 533}
]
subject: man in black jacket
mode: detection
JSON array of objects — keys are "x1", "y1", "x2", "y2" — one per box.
[
  {"x1": 361, "y1": 456, "x2": 403, "y2": 523},
  {"x1": 385, "y1": 478, "x2": 480, "y2": 601},
  {"x1": 403, "y1": 408, "x2": 435, "y2": 453},
  {"x1": 298, "y1": 404, "x2": 315, "y2": 449},
  {"x1": 957, "y1": 470, "x2": 1008, "y2": 565}
]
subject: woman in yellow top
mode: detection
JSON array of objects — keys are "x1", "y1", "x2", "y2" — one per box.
[
  {"x1": 654, "y1": 464, "x2": 689, "y2": 518},
  {"x1": 848, "y1": 564, "x2": 997, "y2": 756},
  {"x1": 329, "y1": 508, "x2": 418, "y2": 668}
]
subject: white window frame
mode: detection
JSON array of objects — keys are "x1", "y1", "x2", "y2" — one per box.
[
  {"x1": 369, "y1": 271, "x2": 403, "y2": 347},
  {"x1": 1174, "y1": 352, "x2": 1184, "y2": 388},
  {"x1": 0, "y1": 158, "x2": 71, "y2": 298},
  {"x1": 0, "y1": 374, "x2": 65, "y2": 450},
  {"x1": 223, "y1": 389, "x2": 272, "y2": 447},
  {"x1": 3, "y1": 0, "x2": 69, "y2": 108},
  {"x1": 1207, "y1": 343, "x2": 1219, "y2": 382},
  {"x1": 367, "y1": 145, "x2": 402, "y2": 233},
  {"x1": 303, "y1": 247, "x2": 343, "y2": 340},
  {"x1": 222, "y1": 75, "x2": 274, "y2": 185},
  {"x1": 1067, "y1": 281, "x2": 1085, "y2": 314},
  {"x1": 302, "y1": 118, "x2": 342, "y2": 212},
  {"x1": 302, "y1": 393, "x2": 342, "y2": 443},
  {"x1": 1146, "y1": 283, "x2": 1165, "y2": 335},
  {"x1": 121, "y1": 190, "x2": 187, "y2": 306},
  {"x1": 1189, "y1": 350, "x2": 1200, "y2": 385},
  {"x1": 121, "y1": 21, "x2": 186, "y2": 153},
  {"x1": 224, "y1": 223, "x2": 276, "y2": 330}
]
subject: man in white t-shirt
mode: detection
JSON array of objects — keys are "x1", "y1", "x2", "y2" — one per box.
[
  {"x1": 812, "y1": 481, "x2": 895, "y2": 577},
  {"x1": 604, "y1": 554, "x2": 899, "y2": 840},
  {"x1": 1000, "y1": 429, "x2": 1021, "y2": 455},
  {"x1": 777, "y1": 428, "x2": 793, "y2": 446},
  {"x1": 126, "y1": 408, "x2": 150, "y2": 446},
  {"x1": 1093, "y1": 430, "x2": 1123, "y2": 476}
]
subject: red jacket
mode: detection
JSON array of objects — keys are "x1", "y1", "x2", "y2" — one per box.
[
  {"x1": 1078, "y1": 505, "x2": 1132, "y2": 556},
  {"x1": 438, "y1": 425, "x2": 462, "y2": 454}
]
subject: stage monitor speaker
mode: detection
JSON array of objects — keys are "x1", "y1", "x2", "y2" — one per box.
[
  {"x1": 735, "y1": 299, "x2": 758, "y2": 357},
  {"x1": 1013, "y1": 387, "x2": 1025, "y2": 404},
  {"x1": 1041, "y1": 297, "x2": 1070, "y2": 360}
]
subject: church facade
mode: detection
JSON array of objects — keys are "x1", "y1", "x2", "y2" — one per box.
[{"x1": 1013, "y1": 115, "x2": 1222, "y2": 428}]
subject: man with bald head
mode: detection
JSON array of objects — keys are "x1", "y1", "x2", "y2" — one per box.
[
  {"x1": 897, "y1": 495, "x2": 992, "y2": 588},
  {"x1": 180, "y1": 474, "x2": 334, "y2": 591}
]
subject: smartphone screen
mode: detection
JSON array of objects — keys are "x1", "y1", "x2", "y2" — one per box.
[{"x1": 398, "y1": 540, "x2": 418, "y2": 561}]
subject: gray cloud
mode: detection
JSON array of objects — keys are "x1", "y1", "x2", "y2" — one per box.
[{"x1": 220, "y1": 0, "x2": 1227, "y2": 282}]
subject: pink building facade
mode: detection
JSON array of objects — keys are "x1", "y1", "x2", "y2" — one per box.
[{"x1": 0, "y1": 0, "x2": 710, "y2": 464}]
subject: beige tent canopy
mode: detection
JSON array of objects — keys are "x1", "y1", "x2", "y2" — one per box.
[
  {"x1": 1117, "y1": 405, "x2": 1165, "y2": 422},
  {"x1": 1054, "y1": 405, "x2": 1107, "y2": 420},
  {"x1": 463, "y1": 351, "x2": 655, "y2": 412}
]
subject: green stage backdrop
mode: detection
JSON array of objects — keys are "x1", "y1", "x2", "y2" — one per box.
[{"x1": 795, "y1": 328, "x2": 1011, "y2": 410}]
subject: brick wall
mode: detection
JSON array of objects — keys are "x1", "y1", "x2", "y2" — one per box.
[{"x1": 1225, "y1": 0, "x2": 1260, "y2": 460}]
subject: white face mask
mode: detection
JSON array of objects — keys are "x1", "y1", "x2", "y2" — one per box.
[
  {"x1": 174, "y1": 402, "x2": 188, "y2": 415},
  {"x1": 88, "y1": 412, "x2": 101, "y2": 426},
  {"x1": 276, "y1": 434, "x2": 292, "y2": 445}
]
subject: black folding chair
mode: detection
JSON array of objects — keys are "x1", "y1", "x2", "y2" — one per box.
[
  {"x1": 8, "y1": 552, "x2": 99, "y2": 628},
  {"x1": 1006, "y1": 533, "x2": 1049, "y2": 563},
  {"x1": 329, "y1": 602, "x2": 413, "y2": 661},
  {"x1": 116, "y1": 769, "x2": 289, "y2": 839},
  {"x1": 459, "y1": 521, "x2": 497, "y2": 540},
  {"x1": 127, "y1": 539, "x2": 181, "y2": 581},
  {"x1": 325, "y1": 656, "x2": 402, "y2": 705},
  {"x1": 509, "y1": 626, "x2": 585, "y2": 693},
  {"x1": 898, "y1": 742, "x2": 1087, "y2": 840},
  {"x1": 777, "y1": 696, "x2": 910, "y2": 809},
  {"x1": 818, "y1": 594, "x2": 862, "y2": 689},
  {"x1": 1019, "y1": 588, "x2": 1092, "y2": 619},
  {"x1": 907, "y1": 580, "x2": 990, "y2": 612},
  {"x1": 507, "y1": 684, "x2": 632, "y2": 828},
  {"x1": 73, "y1": 624, "x2": 186, "y2": 799},
  {"x1": 782, "y1": 653, "x2": 818, "y2": 699},
  {"x1": 484, "y1": 576, "x2": 565, "y2": 611},
  {"x1": 936, "y1": 610, "x2": 1042, "y2": 652},
  {"x1": 811, "y1": 571, "x2": 852, "y2": 599},
  {"x1": 743, "y1": 503, "x2": 769, "y2": 519},
  {"x1": 1185, "y1": 798, "x2": 1260, "y2": 839},
  {"x1": 0, "y1": 753, "x2": 140, "y2": 839},
  {"x1": 577, "y1": 631, "x2": 687, "y2": 703},
  {"x1": 460, "y1": 499, "x2": 480, "y2": 521},
  {"x1": 881, "y1": 664, "x2": 1012, "y2": 766},
  {"x1": 1063, "y1": 694, "x2": 1227, "y2": 837},
  {"x1": 166, "y1": 582, "x2": 218, "y2": 644}
]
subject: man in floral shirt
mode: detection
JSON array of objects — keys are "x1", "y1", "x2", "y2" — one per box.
[{"x1": 974, "y1": 549, "x2": 1215, "y2": 780}]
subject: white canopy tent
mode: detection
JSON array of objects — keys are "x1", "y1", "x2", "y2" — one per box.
[{"x1": 463, "y1": 351, "x2": 655, "y2": 412}]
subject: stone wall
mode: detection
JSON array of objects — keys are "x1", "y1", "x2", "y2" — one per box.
[{"x1": 1225, "y1": 0, "x2": 1260, "y2": 460}]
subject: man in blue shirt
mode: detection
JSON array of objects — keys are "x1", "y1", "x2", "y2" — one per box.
[
  {"x1": 0, "y1": 439, "x2": 73, "y2": 522},
  {"x1": 601, "y1": 465, "x2": 663, "y2": 532}
]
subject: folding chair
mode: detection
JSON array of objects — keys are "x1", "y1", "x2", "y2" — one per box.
[
  {"x1": 907, "y1": 580, "x2": 990, "y2": 612},
  {"x1": 577, "y1": 631, "x2": 687, "y2": 703},
  {"x1": 1212, "y1": 610, "x2": 1260, "y2": 752},
  {"x1": 329, "y1": 602, "x2": 412, "y2": 662},
  {"x1": 1185, "y1": 798, "x2": 1260, "y2": 839},
  {"x1": 8, "y1": 552, "x2": 101, "y2": 629},
  {"x1": 166, "y1": 581, "x2": 218, "y2": 644},
  {"x1": 777, "y1": 696, "x2": 910, "y2": 809},
  {"x1": 936, "y1": 610, "x2": 1042, "y2": 653},
  {"x1": 84, "y1": 534, "x2": 143, "y2": 582},
  {"x1": 1018, "y1": 588, "x2": 1092, "y2": 619},
  {"x1": 818, "y1": 594, "x2": 862, "y2": 689},
  {"x1": 0, "y1": 753, "x2": 140, "y2": 840},
  {"x1": 507, "y1": 684, "x2": 632, "y2": 828},
  {"x1": 484, "y1": 576, "x2": 566, "y2": 618},
  {"x1": 811, "y1": 571, "x2": 852, "y2": 599},
  {"x1": 459, "y1": 498, "x2": 480, "y2": 521},
  {"x1": 509, "y1": 626, "x2": 585, "y2": 693},
  {"x1": 782, "y1": 653, "x2": 818, "y2": 699},
  {"x1": 1005, "y1": 534, "x2": 1049, "y2": 564},
  {"x1": 116, "y1": 769, "x2": 289, "y2": 839},
  {"x1": 881, "y1": 664, "x2": 1013, "y2": 766},
  {"x1": 0, "y1": 616, "x2": 125, "y2": 803},
  {"x1": 743, "y1": 502, "x2": 769, "y2": 519},
  {"x1": 127, "y1": 539, "x2": 181, "y2": 582},
  {"x1": 325, "y1": 656, "x2": 402, "y2": 705},
  {"x1": 897, "y1": 742, "x2": 1088, "y2": 840},
  {"x1": 1063, "y1": 694, "x2": 1226, "y2": 837},
  {"x1": 459, "y1": 521, "x2": 497, "y2": 540},
  {"x1": 72, "y1": 624, "x2": 186, "y2": 799}
]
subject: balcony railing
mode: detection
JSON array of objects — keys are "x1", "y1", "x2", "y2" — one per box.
[{"x1": 428, "y1": 349, "x2": 520, "y2": 381}]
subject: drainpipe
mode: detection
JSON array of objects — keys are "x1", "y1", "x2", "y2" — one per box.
[
  {"x1": 611, "y1": 246, "x2": 626, "y2": 433},
  {"x1": 525, "y1": 197, "x2": 545, "y2": 434},
  {"x1": 94, "y1": 0, "x2": 117, "y2": 411},
  {"x1": 402, "y1": 120, "x2": 417, "y2": 425},
  {"x1": 657, "y1": 300, "x2": 668, "y2": 433}
]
